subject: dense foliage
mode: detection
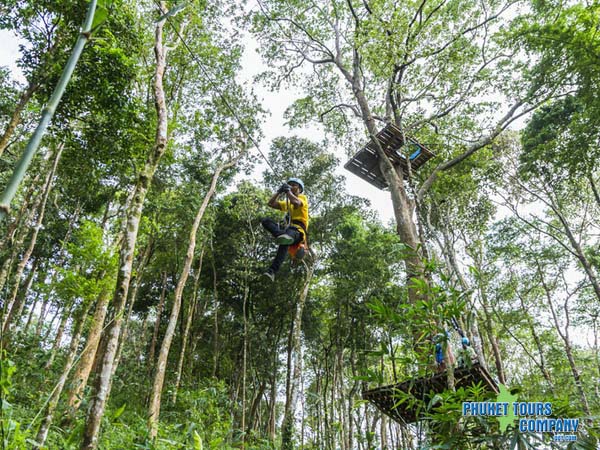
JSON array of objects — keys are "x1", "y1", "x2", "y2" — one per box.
[{"x1": 0, "y1": 0, "x2": 598, "y2": 449}]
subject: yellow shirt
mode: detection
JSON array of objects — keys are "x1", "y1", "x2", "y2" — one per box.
[{"x1": 277, "y1": 193, "x2": 309, "y2": 238}]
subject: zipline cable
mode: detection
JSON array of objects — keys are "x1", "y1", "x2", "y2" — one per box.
[{"x1": 151, "y1": 0, "x2": 280, "y2": 178}]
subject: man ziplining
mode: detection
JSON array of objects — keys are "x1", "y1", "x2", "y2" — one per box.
[{"x1": 261, "y1": 178, "x2": 309, "y2": 281}]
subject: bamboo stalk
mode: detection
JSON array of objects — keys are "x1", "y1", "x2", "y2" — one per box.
[{"x1": 0, "y1": 0, "x2": 98, "y2": 218}]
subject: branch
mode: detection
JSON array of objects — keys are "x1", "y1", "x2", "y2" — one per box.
[
  {"x1": 417, "y1": 97, "x2": 527, "y2": 201},
  {"x1": 319, "y1": 103, "x2": 361, "y2": 121}
]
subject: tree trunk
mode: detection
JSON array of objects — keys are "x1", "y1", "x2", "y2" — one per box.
[
  {"x1": 479, "y1": 296, "x2": 506, "y2": 384},
  {"x1": 241, "y1": 285, "x2": 249, "y2": 445},
  {"x1": 0, "y1": 171, "x2": 40, "y2": 254},
  {"x1": 593, "y1": 318, "x2": 600, "y2": 400},
  {"x1": 247, "y1": 381, "x2": 266, "y2": 435},
  {"x1": 172, "y1": 248, "x2": 204, "y2": 404},
  {"x1": 35, "y1": 296, "x2": 50, "y2": 339},
  {"x1": 4, "y1": 258, "x2": 38, "y2": 334},
  {"x1": 281, "y1": 264, "x2": 315, "y2": 449},
  {"x1": 211, "y1": 251, "x2": 219, "y2": 378},
  {"x1": 34, "y1": 300, "x2": 93, "y2": 448},
  {"x1": 81, "y1": 4, "x2": 170, "y2": 447},
  {"x1": 516, "y1": 288, "x2": 554, "y2": 391},
  {"x1": 3, "y1": 143, "x2": 63, "y2": 333},
  {"x1": 537, "y1": 261, "x2": 591, "y2": 416},
  {"x1": 148, "y1": 271, "x2": 168, "y2": 371},
  {"x1": 23, "y1": 289, "x2": 41, "y2": 336},
  {"x1": 147, "y1": 161, "x2": 232, "y2": 439},
  {"x1": 0, "y1": 81, "x2": 39, "y2": 158},
  {"x1": 113, "y1": 239, "x2": 153, "y2": 383},
  {"x1": 44, "y1": 304, "x2": 73, "y2": 370},
  {"x1": 0, "y1": 164, "x2": 46, "y2": 295},
  {"x1": 65, "y1": 287, "x2": 111, "y2": 417}
]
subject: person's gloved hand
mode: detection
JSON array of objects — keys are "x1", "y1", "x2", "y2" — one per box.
[{"x1": 278, "y1": 183, "x2": 291, "y2": 194}]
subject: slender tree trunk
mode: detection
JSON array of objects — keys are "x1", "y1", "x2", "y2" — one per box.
[
  {"x1": 34, "y1": 300, "x2": 93, "y2": 448},
  {"x1": 65, "y1": 288, "x2": 111, "y2": 417},
  {"x1": 337, "y1": 348, "x2": 348, "y2": 450},
  {"x1": 45, "y1": 303, "x2": 72, "y2": 370},
  {"x1": 479, "y1": 296, "x2": 505, "y2": 384},
  {"x1": 23, "y1": 289, "x2": 41, "y2": 336},
  {"x1": 593, "y1": 318, "x2": 600, "y2": 400},
  {"x1": 3, "y1": 143, "x2": 62, "y2": 333},
  {"x1": 42, "y1": 306, "x2": 61, "y2": 343},
  {"x1": 516, "y1": 288, "x2": 554, "y2": 390},
  {"x1": 136, "y1": 313, "x2": 150, "y2": 369},
  {"x1": 472, "y1": 245, "x2": 506, "y2": 384},
  {"x1": 211, "y1": 251, "x2": 219, "y2": 378},
  {"x1": 0, "y1": 81, "x2": 39, "y2": 158},
  {"x1": 537, "y1": 261, "x2": 591, "y2": 416},
  {"x1": 587, "y1": 173, "x2": 600, "y2": 208},
  {"x1": 172, "y1": 248, "x2": 204, "y2": 404},
  {"x1": 35, "y1": 296, "x2": 49, "y2": 338},
  {"x1": 4, "y1": 258, "x2": 38, "y2": 333},
  {"x1": 267, "y1": 326, "x2": 282, "y2": 442},
  {"x1": 0, "y1": 171, "x2": 40, "y2": 254},
  {"x1": 282, "y1": 318, "x2": 295, "y2": 449},
  {"x1": 147, "y1": 160, "x2": 232, "y2": 439},
  {"x1": 282, "y1": 264, "x2": 315, "y2": 449},
  {"x1": 148, "y1": 271, "x2": 168, "y2": 371},
  {"x1": 247, "y1": 381, "x2": 266, "y2": 435},
  {"x1": 112, "y1": 244, "x2": 152, "y2": 382},
  {"x1": 380, "y1": 414, "x2": 388, "y2": 450},
  {"x1": 0, "y1": 161, "x2": 47, "y2": 295},
  {"x1": 81, "y1": 4, "x2": 170, "y2": 447}
]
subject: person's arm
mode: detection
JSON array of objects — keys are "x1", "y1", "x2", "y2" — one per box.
[
  {"x1": 267, "y1": 191, "x2": 282, "y2": 209},
  {"x1": 285, "y1": 190, "x2": 303, "y2": 207}
]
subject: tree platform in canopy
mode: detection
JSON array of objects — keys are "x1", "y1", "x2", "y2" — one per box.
[
  {"x1": 344, "y1": 123, "x2": 435, "y2": 190},
  {"x1": 362, "y1": 362, "x2": 498, "y2": 424}
]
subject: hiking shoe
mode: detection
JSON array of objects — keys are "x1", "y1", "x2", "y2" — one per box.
[
  {"x1": 263, "y1": 270, "x2": 275, "y2": 282},
  {"x1": 275, "y1": 234, "x2": 294, "y2": 245}
]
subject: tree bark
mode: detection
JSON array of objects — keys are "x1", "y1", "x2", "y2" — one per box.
[
  {"x1": 147, "y1": 271, "x2": 168, "y2": 371},
  {"x1": 0, "y1": 81, "x2": 39, "y2": 158},
  {"x1": 44, "y1": 303, "x2": 73, "y2": 370},
  {"x1": 65, "y1": 287, "x2": 111, "y2": 417},
  {"x1": 112, "y1": 239, "x2": 154, "y2": 384},
  {"x1": 35, "y1": 295, "x2": 50, "y2": 339},
  {"x1": 211, "y1": 250, "x2": 220, "y2": 378},
  {"x1": 3, "y1": 258, "x2": 38, "y2": 334},
  {"x1": 23, "y1": 289, "x2": 41, "y2": 336},
  {"x1": 172, "y1": 248, "x2": 204, "y2": 404},
  {"x1": 34, "y1": 299, "x2": 93, "y2": 448},
  {"x1": 81, "y1": 4, "x2": 170, "y2": 447}
]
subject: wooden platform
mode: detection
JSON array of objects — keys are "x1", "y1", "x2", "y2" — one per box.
[
  {"x1": 344, "y1": 123, "x2": 436, "y2": 190},
  {"x1": 362, "y1": 363, "x2": 499, "y2": 424}
]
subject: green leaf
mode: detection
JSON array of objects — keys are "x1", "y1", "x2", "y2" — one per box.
[
  {"x1": 112, "y1": 403, "x2": 126, "y2": 421},
  {"x1": 90, "y1": 0, "x2": 110, "y2": 32},
  {"x1": 193, "y1": 430, "x2": 203, "y2": 450}
]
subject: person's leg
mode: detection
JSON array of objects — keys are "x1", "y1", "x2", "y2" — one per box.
[
  {"x1": 285, "y1": 227, "x2": 302, "y2": 244},
  {"x1": 269, "y1": 245, "x2": 289, "y2": 274},
  {"x1": 261, "y1": 217, "x2": 283, "y2": 238},
  {"x1": 276, "y1": 226, "x2": 302, "y2": 245},
  {"x1": 267, "y1": 229, "x2": 301, "y2": 274}
]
